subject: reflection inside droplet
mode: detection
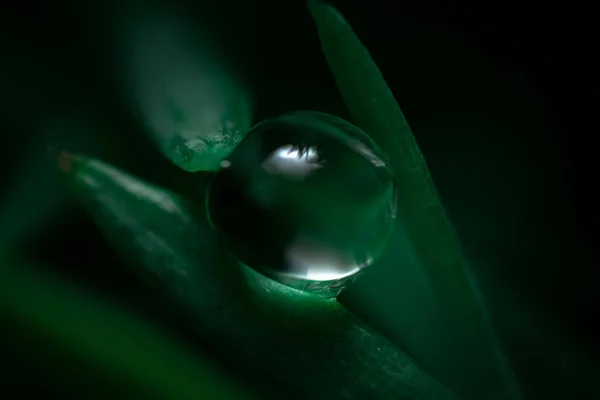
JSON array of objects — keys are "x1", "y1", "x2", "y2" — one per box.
[
  {"x1": 285, "y1": 237, "x2": 364, "y2": 281},
  {"x1": 261, "y1": 144, "x2": 324, "y2": 179}
]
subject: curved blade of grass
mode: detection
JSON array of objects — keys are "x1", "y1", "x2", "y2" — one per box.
[
  {"x1": 0, "y1": 252, "x2": 250, "y2": 399},
  {"x1": 308, "y1": 2, "x2": 520, "y2": 400},
  {"x1": 59, "y1": 152, "x2": 459, "y2": 400},
  {"x1": 85, "y1": 3, "x2": 253, "y2": 172}
]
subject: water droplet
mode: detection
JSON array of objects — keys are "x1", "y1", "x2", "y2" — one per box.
[{"x1": 207, "y1": 111, "x2": 396, "y2": 297}]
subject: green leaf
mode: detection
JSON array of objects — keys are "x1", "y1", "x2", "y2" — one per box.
[
  {"x1": 61, "y1": 152, "x2": 459, "y2": 400},
  {"x1": 89, "y1": 3, "x2": 253, "y2": 172},
  {"x1": 0, "y1": 252, "x2": 250, "y2": 399},
  {"x1": 308, "y1": 2, "x2": 521, "y2": 400}
]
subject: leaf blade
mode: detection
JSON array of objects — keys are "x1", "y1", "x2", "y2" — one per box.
[
  {"x1": 86, "y1": 3, "x2": 254, "y2": 172},
  {"x1": 308, "y1": 2, "x2": 521, "y2": 400},
  {"x1": 62, "y1": 153, "x2": 460, "y2": 400}
]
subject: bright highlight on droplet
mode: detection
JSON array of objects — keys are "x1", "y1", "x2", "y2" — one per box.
[{"x1": 261, "y1": 144, "x2": 324, "y2": 179}]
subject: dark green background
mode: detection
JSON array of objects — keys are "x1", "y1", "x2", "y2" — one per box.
[{"x1": 1, "y1": 0, "x2": 594, "y2": 398}]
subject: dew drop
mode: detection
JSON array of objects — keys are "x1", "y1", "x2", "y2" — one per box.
[{"x1": 207, "y1": 111, "x2": 396, "y2": 296}]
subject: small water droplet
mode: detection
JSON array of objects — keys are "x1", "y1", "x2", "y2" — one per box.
[{"x1": 207, "y1": 111, "x2": 396, "y2": 296}]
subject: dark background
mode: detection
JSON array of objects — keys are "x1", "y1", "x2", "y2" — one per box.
[{"x1": 1, "y1": 0, "x2": 595, "y2": 399}]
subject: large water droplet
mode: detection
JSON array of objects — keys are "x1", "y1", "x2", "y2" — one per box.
[{"x1": 207, "y1": 111, "x2": 396, "y2": 297}]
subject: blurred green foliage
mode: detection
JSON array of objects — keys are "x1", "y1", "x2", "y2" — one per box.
[
  {"x1": 0, "y1": 0, "x2": 596, "y2": 399},
  {"x1": 0, "y1": 253, "x2": 250, "y2": 399}
]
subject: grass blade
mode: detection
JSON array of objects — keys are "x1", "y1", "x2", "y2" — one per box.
[
  {"x1": 85, "y1": 3, "x2": 253, "y2": 172},
  {"x1": 59, "y1": 152, "x2": 459, "y2": 400},
  {"x1": 308, "y1": 2, "x2": 521, "y2": 399}
]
